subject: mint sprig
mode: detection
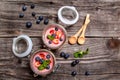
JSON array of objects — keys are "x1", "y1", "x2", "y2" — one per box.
[
  {"x1": 47, "y1": 35, "x2": 55, "y2": 40},
  {"x1": 73, "y1": 48, "x2": 89, "y2": 58},
  {"x1": 38, "y1": 60, "x2": 50, "y2": 70}
]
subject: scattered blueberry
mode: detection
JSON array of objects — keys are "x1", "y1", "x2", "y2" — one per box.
[
  {"x1": 51, "y1": 33, "x2": 56, "y2": 38},
  {"x1": 71, "y1": 71, "x2": 77, "y2": 76},
  {"x1": 32, "y1": 12, "x2": 36, "y2": 17},
  {"x1": 46, "y1": 65, "x2": 50, "y2": 69},
  {"x1": 85, "y1": 71, "x2": 90, "y2": 76},
  {"x1": 60, "y1": 52, "x2": 65, "y2": 57},
  {"x1": 26, "y1": 22, "x2": 32, "y2": 28},
  {"x1": 22, "y1": 5, "x2": 27, "y2": 11},
  {"x1": 48, "y1": 40, "x2": 52, "y2": 44},
  {"x1": 46, "y1": 54, "x2": 51, "y2": 59},
  {"x1": 19, "y1": 13, "x2": 24, "y2": 18},
  {"x1": 59, "y1": 37, "x2": 63, "y2": 41},
  {"x1": 75, "y1": 60, "x2": 79, "y2": 64},
  {"x1": 55, "y1": 27, "x2": 58, "y2": 31},
  {"x1": 38, "y1": 16, "x2": 43, "y2": 21},
  {"x1": 64, "y1": 53, "x2": 70, "y2": 59},
  {"x1": 71, "y1": 61, "x2": 77, "y2": 67},
  {"x1": 30, "y1": 4, "x2": 35, "y2": 9},
  {"x1": 44, "y1": 18, "x2": 49, "y2": 25},
  {"x1": 35, "y1": 56, "x2": 40, "y2": 61},
  {"x1": 39, "y1": 59, "x2": 44, "y2": 64},
  {"x1": 36, "y1": 19, "x2": 41, "y2": 24}
]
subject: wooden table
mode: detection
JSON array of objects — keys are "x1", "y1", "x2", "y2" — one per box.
[{"x1": 0, "y1": 0, "x2": 120, "y2": 80}]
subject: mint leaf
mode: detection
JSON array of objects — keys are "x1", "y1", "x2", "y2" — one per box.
[
  {"x1": 47, "y1": 35, "x2": 54, "y2": 40},
  {"x1": 73, "y1": 48, "x2": 89, "y2": 58},
  {"x1": 38, "y1": 60, "x2": 50, "y2": 70},
  {"x1": 38, "y1": 65, "x2": 45, "y2": 70}
]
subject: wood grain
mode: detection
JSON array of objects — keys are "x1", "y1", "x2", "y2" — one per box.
[{"x1": 0, "y1": 0, "x2": 120, "y2": 80}]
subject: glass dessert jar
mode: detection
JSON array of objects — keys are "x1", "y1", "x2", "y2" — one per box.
[
  {"x1": 42, "y1": 24, "x2": 67, "y2": 49},
  {"x1": 30, "y1": 49, "x2": 56, "y2": 77}
]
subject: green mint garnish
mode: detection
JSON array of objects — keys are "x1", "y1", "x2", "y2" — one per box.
[
  {"x1": 38, "y1": 60, "x2": 50, "y2": 70},
  {"x1": 73, "y1": 48, "x2": 89, "y2": 58},
  {"x1": 47, "y1": 35, "x2": 55, "y2": 40}
]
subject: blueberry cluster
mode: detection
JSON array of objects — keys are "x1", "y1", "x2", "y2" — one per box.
[
  {"x1": 19, "y1": 4, "x2": 49, "y2": 28},
  {"x1": 60, "y1": 52, "x2": 70, "y2": 59}
]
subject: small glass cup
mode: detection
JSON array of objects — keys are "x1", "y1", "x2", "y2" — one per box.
[
  {"x1": 30, "y1": 49, "x2": 56, "y2": 77},
  {"x1": 42, "y1": 23, "x2": 67, "y2": 49}
]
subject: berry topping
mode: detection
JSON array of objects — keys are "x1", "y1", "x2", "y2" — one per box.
[
  {"x1": 59, "y1": 37, "x2": 63, "y2": 41},
  {"x1": 60, "y1": 52, "x2": 65, "y2": 57},
  {"x1": 38, "y1": 16, "x2": 43, "y2": 21},
  {"x1": 53, "y1": 39, "x2": 59, "y2": 44},
  {"x1": 49, "y1": 30, "x2": 55, "y2": 34},
  {"x1": 46, "y1": 65, "x2": 50, "y2": 69},
  {"x1": 39, "y1": 53, "x2": 45, "y2": 58},
  {"x1": 71, "y1": 61, "x2": 77, "y2": 67},
  {"x1": 36, "y1": 19, "x2": 41, "y2": 24},
  {"x1": 35, "y1": 56, "x2": 40, "y2": 61},
  {"x1": 71, "y1": 71, "x2": 77, "y2": 76},
  {"x1": 51, "y1": 33, "x2": 56, "y2": 38},
  {"x1": 46, "y1": 54, "x2": 51, "y2": 59},
  {"x1": 48, "y1": 40, "x2": 52, "y2": 44},
  {"x1": 56, "y1": 31, "x2": 62, "y2": 39},
  {"x1": 39, "y1": 59, "x2": 43, "y2": 64},
  {"x1": 30, "y1": 4, "x2": 35, "y2": 9},
  {"x1": 32, "y1": 12, "x2": 36, "y2": 17},
  {"x1": 19, "y1": 13, "x2": 24, "y2": 18},
  {"x1": 35, "y1": 61, "x2": 40, "y2": 67},
  {"x1": 44, "y1": 18, "x2": 49, "y2": 25},
  {"x1": 64, "y1": 53, "x2": 70, "y2": 59},
  {"x1": 55, "y1": 27, "x2": 58, "y2": 31},
  {"x1": 26, "y1": 22, "x2": 32, "y2": 28},
  {"x1": 22, "y1": 5, "x2": 27, "y2": 11}
]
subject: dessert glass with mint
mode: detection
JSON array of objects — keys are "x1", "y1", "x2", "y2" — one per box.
[
  {"x1": 30, "y1": 49, "x2": 56, "y2": 77},
  {"x1": 42, "y1": 24, "x2": 67, "y2": 49}
]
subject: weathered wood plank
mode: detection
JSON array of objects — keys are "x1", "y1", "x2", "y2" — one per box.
[{"x1": 0, "y1": 0, "x2": 120, "y2": 37}]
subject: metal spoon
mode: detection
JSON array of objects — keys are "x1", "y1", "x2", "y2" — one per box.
[{"x1": 77, "y1": 14, "x2": 90, "y2": 45}]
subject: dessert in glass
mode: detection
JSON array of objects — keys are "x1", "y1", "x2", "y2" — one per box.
[
  {"x1": 30, "y1": 49, "x2": 56, "y2": 77},
  {"x1": 42, "y1": 24, "x2": 67, "y2": 49}
]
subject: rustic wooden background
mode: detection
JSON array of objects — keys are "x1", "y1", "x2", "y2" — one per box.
[{"x1": 0, "y1": 0, "x2": 120, "y2": 80}]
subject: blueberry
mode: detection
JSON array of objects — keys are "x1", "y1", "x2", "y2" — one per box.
[
  {"x1": 55, "y1": 27, "x2": 58, "y2": 31},
  {"x1": 48, "y1": 40, "x2": 52, "y2": 44},
  {"x1": 46, "y1": 65, "x2": 50, "y2": 69},
  {"x1": 64, "y1": 53, "x2": 70, "y2": 59},
  {"x1": 22, "y1": 5, "x2": 27, "y2": 11},
  {"x1": 30, "y1": 4, "x2": 35, "y2": 9},
  {"x1": 60, "y1": 52, "x2": 65, "y2": 57},
  {"x1": 36, "y1": 19, "x2": 41, "y2": 24},
  {"x1": 46, "y1": 54, "x2": 51, "y2": 59},
  {"x1": 71, "y1": 71, "x2": 77, "y2": 76},
  {"x1": 32, "y1": 12, "x2": 36, "y2": 17},
  {"x1": 26, "y1": 22, "x2": 32, "y2": 28},
  {"x1": 44, "y1": 19, "x2": 49, "y2": 25},
  {"x1": 38, "y1": 16, "x2": 43, "y2": 21},
  {"x1": 35, "y1": 56, "x2": 40, "y2": 61},
  {"x1": 71, "y1": 61, "x2": 77, "y2": 67},
  {"x1": 59, "y1": 37, "x2": 63, "y2": 41},
  {"x1": 51, "y1": 33, "x2": 56, "y2": 38},
  {"x1": 39, "y1": 59, "x2": 43, "y2": 64},
  {"x1": 75, "y1": 60, "x2": 79, "y2": 64},
  {"x1": 19, "y1": 13, "x2": 24, "y2": 18},
  {"x1": 85, "y1": 71, "x2": 90, "y2": 76}
]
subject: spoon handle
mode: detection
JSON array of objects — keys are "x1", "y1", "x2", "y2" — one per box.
[{"x1": 80, "y1": 14, "x2": 90, "y2": 37}]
